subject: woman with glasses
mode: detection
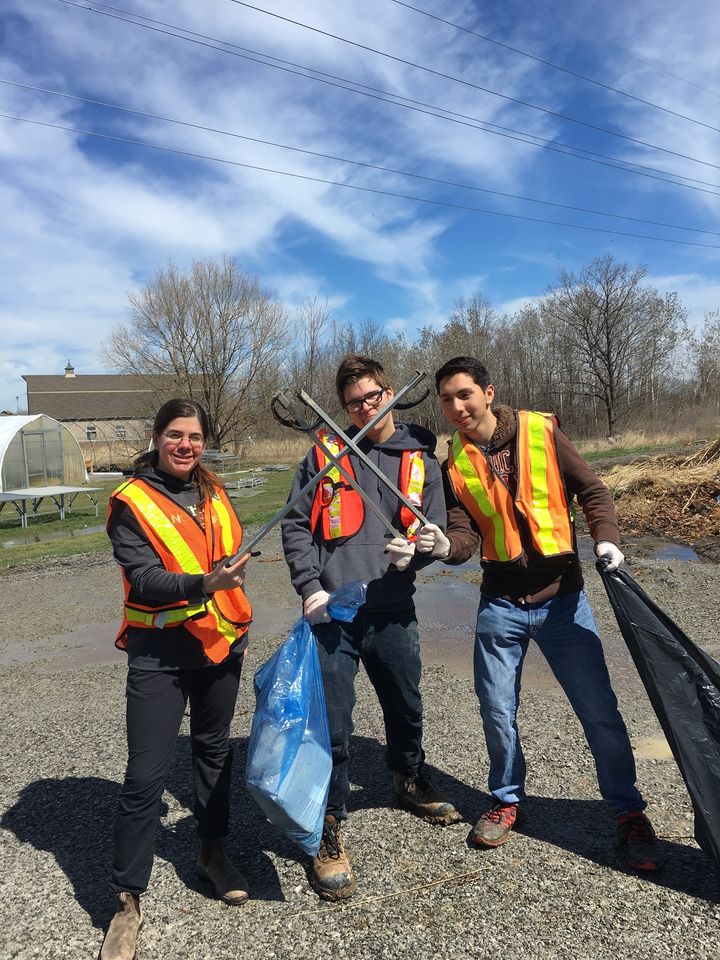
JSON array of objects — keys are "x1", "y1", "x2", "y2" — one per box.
[{"x1": 100, "y1": 399, "x2": 252, "y2": 960}]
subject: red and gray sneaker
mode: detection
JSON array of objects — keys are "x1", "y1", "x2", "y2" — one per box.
[
  {"x1": 471, "y1": 802, "x2": 525, "y2": 848},
  {"x1": 616, "y1": 811, "x2": 660, "y2": 872}
]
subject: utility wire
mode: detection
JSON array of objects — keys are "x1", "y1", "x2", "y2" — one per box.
[
  {"x1": 52, "y1": 0, "x2": 720, "y2": 196},
  {"x1": 498, "y1": 0, "x2": 720, "y2": 102},
  {"x1": 388, "y1": 0, "x2": 720, "y2": 133},
  {"x1": 226, "y1": 0, "x2": 720, "y2": 170},
  {"x1": 3, "y1": 110, "x2": 720, "y2": 250},
  {"x1": 6, "y1": 77, "x2": 720, "y2": 236}
]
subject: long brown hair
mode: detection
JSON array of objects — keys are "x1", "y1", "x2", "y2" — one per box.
[{"x1": 133, "y1": 398, "x2": 220, "y2": 502}]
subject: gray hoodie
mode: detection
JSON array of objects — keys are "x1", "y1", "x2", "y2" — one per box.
[{"x1": 281, "y1": 422, "x2": 446, "y2": 613}]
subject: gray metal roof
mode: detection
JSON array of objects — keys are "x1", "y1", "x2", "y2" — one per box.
[{"x1": 22, "y1": 374, "x2": 166, "y2": 420}]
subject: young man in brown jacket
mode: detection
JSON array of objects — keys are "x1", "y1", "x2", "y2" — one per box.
[{"x1": 417, "y1": 356, "x2": 659, "y2": 872}]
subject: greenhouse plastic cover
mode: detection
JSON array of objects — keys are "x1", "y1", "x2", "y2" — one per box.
[{"x1": 599, "y1": 563, "x2": 720, "y2": 875}]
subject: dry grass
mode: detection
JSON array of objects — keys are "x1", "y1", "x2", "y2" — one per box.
[
  {"x1": 575, "y1": 428, "x2": 703, "y2": 456},
  {"x1": 598, "y1": 447, "x2": 720, "y2": 543},
  {"x1": 242, "y1": 435, "x2": 312, "y2": 467}
]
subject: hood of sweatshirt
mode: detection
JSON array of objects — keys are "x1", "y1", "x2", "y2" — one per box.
[
  {"x1": 347, "y1": 420, "x2": 437, "y2": 454},
  {"x1": 132, "y1": 455, "x2": 201, "y2": 508}
]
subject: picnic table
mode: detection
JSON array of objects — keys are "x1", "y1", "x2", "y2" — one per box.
[{"x1": 0, "y1": 486, "x2": 101, "y2": 528}]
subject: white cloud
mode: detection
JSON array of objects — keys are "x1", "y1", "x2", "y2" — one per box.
[{"x1": 3, "y1": 0, "x2": 720, "y2": 413}]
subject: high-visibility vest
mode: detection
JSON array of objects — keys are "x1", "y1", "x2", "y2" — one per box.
[
  {"x1": 309, "y1": 430, "x2": 425, "y2": 541},
  {"x1": 109, "y1": 477, "x2": 252, "y2": 664},
  {"x1": 447, "y1": 411, "x2": 574, "y2": 563}
]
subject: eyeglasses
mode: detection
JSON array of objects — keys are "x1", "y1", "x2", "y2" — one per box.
[
  {"x1": 162, "y1": 430, "x2": 205, "y2": 447},
  {"x1": 344, "y1": 388, "x2": 385, "y2": 413}
]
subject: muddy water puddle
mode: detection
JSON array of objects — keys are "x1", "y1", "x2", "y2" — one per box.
[
  {"x1": 414, "y1": 561, "x2": 643, "y2": 691},
  {"x1": 2, "y1": 537, "x2": 699, "y2": 685}
]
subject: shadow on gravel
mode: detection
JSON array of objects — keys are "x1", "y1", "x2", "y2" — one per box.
[
  {"x1": 166, "y1": 735, "x2": 291, "y2": 903},
  {"x1": 0, "y1": 736, "x2": 288, "y2": 928},
  {"x1": 1, "y1": 775, "x2": 117, "y2": 927},
  {"x1": 336, "y1": 738, "x2": 720, "y2": 903},
  {"x1": 513, "y1": 795, "x2": 720, "y2": 904},
  {"x1": 344, "y1": 735, "x2": 485, "y2": 817}
]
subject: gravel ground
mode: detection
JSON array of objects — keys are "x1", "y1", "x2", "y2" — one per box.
[{"x1": 1, "y1": 528, "x2": 719, "y2": 960}]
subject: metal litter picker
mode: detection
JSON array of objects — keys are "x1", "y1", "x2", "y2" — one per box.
[{"x1": 225, "y1": 370, "x2": 430, "y2": 562}]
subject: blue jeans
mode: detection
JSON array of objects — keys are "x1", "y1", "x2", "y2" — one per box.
[
  {"x1": 314, "y1": 609, "x2": 424, "y2": 819},
  {"x1": 474, "y1": 590, "x2": 645, "y2": 815}
]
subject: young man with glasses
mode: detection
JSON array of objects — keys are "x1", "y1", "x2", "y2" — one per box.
[{"x1": 282, "y1": 355, "x2": 461, "y2": 901}]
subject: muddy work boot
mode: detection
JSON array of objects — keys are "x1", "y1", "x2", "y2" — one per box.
[
  {"x1": 393, "y1": 768, "x2": 462, "y2": 825},
  {"x1": 616, "y1": 811, "x2": 661, "y2": 872},
  {"x1": 99, "y1": 892, "x2": 142, "y2": 960},
  {"x1": 197, "y1": 838, "x2": 250, "y2": 905},
  {"x1": 471, "y1": 801, "x2": 525, "y2": 848},
  {"x1": 309, "y1": 814, "x2": 356, "y2": 901}
]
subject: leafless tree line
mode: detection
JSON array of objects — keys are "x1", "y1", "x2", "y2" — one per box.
[{"x1": 103, "y1": 255, "x2": 720, "y2": 448}]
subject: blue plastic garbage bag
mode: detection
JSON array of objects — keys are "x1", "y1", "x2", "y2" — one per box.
[{"x1": 246, "y1": 581, "x2": 367, "y2": 856}]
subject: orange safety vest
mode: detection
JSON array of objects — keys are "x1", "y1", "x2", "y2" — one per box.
[
  {"x1": 108, "y1": 477, "x2": 253, "y2": 664},
  {"x1": 447, "y1": 411, "x2": 574, "y2": 563},
  {"x1": 309, "y1": 430, "x2": 425, "y2": 541}
]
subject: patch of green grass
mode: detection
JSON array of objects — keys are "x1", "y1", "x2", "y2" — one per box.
[
  {"x1": 0, "y1": 471, "x2": 296, "y2": 570},
  {"x1": 0, "y1": 532, "x2": 111, "y2": 572},
  {"x1": 0, "y1": 479, "x2": 118, "y2": 544},
  {"x1": 229, "y1": 471, "x2": 295, "y2": 526}
]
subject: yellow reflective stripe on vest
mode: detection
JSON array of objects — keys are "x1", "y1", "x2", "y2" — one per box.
[
  {"x1": 322, "y1": 433, "x2": 344, "y2": 539},
  {"x1": 522, "y1": 412, "x2": 566, "y2": 554},
  {"x1": 207, "y1": 598, "x2": 238, "y2": 644},
  {"x1": 404, "y1": 452, "x2": 424, "y2": 538},
  {"x1": 451, "y1": 433, "x2": 510, "y2": 562},
  {"x1": 125, "y1": 601, "x2": 207, "y2": 629},
  {"x1": 211, "y1": 491, "x2": 235, "y2": 557},
  {"x1": 120, "y1": 483, "x2": 203, "y2": 574}
]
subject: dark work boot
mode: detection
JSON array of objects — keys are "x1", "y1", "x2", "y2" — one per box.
[
  {"x1": 393, "y1": 768, "x2": 463, "y2": 825},
  {"x1": 197, "y1": 838, "x2": 250, "y2": 905},
  {"x1": 99, "y1": 892, "x2": 142, "y2": 960},
  {"x1": 309, "y1": 815, "x2": 356, "y2": 901}
]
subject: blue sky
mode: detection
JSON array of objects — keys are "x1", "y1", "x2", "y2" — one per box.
[{"x1": 1, "y1": 0, "x2": 720, "y2": 412}]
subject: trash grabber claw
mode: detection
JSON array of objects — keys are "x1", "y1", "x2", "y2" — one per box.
[
  {"x1": 273, "y1": 391, "x2": 403, "y2": 540},
  {"x1": 225, "y1": 371, "x2": 427, "y2": 562},
  {"x1": 297, "y1": 387, "x2": 430, "y2": 529}
]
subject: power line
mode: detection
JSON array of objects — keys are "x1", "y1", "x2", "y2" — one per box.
[
  {"x1": 6, "y1": 77, "x2": 720, "y2": 237},
  {"x1": 226, "y1": 0, "x2": 720, "y2": 170},
  {"x1": 52, "y1": 0, "x2": 720, "y2": 197},
  {"x1": 3, "y1": 110, "x2": 720, "y2": 250},
  {"x1": 387, "y1": 0, "x2": 720, "y2": 133},
  {"x1": 499, "y1": 0, "x2": 720, "y2": 102}
]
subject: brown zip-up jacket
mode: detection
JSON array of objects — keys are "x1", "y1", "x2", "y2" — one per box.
[{"x1": 442, "y1": 405, "x2": 620, "y2": 603}]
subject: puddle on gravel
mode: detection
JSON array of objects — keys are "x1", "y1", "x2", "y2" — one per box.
[
  {"x1": 2, "y1": 524, "x2": 106, "y2": 548},
  {"x1": 634, "y1": 734, "x2": 673, "y2": 760},
  {"x1": 2, "y1": 537, "x2": 701, "y2": 681}
]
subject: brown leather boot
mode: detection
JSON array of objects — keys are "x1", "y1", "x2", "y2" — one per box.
[
  {"x1": 99, "y1": 892, "x2": 142, "y2": 960},
  {"x1": 393, "y1": 768, "x2": 463, "y2": 825},
  {"x1": 309, "y1": 814, "x2": 356, "y2": 901},
  {"x1": 197, "y1": 838, "x2": 249, "y2": 905}
]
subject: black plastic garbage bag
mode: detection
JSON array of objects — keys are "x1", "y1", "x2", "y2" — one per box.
[{"x1": 598, "y1": 563, "x2": 720, "y2": 875}]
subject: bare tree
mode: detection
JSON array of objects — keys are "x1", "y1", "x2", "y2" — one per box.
[
  {"x1": 543, "y1": 256, "x2": 685, "y2": 437},
  {"x1": 692, "y1": 310, "x2": 720, "y2": 413},
  {"x1": 103, "y1": 257, "x2": 288, "y2": 447}
]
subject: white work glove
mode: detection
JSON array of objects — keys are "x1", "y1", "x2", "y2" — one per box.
[
  {"x1": 384, "y1": 537, "x2": 416, "y2": 571},
  {"x1": 303, "y1": 589, "x2": 331, "y2": 624},
  {"x1": 416, "y1": 523, "x2": 451, "y2": 559},
  {"x1": 595, "y1": 541, "x2": 625, "y2": 573}
]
